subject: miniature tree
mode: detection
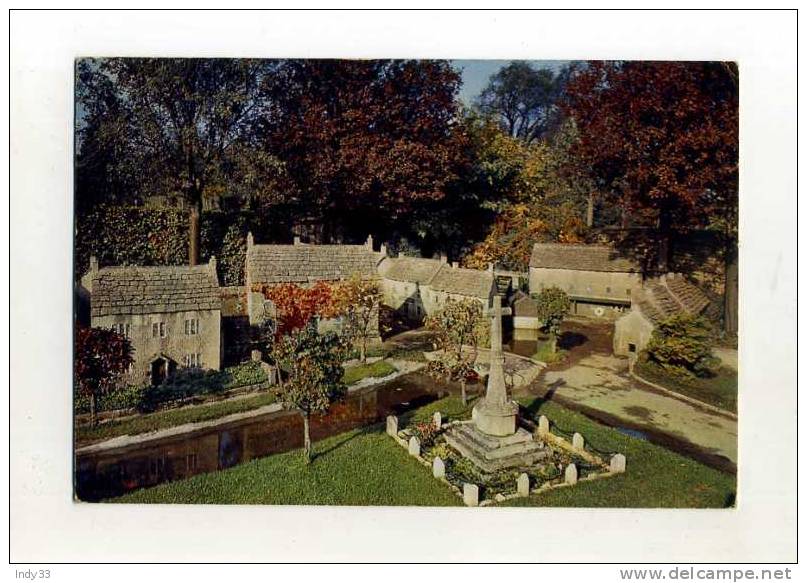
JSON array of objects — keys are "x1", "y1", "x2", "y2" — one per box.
[
  {"x1": 271, "y1": 324, "x2": 349, "y2": 463},
  {"x1": 534, "y1": 286, "x2": 571, "y2": 354},
  {"x1": 425, "y1": 299, "x2": 488, "y2": 404},
  {"x1": 258, "y1": 281, "x2": 335, "y2": 338},
  {"x1": 74, "y1": 326, "x2": 134, "y2": 426},
  {"x1": 645, "y1": 314, "x2": 717, "y2": 378},
  {"x1": 330, "y1": 274, "x2": 383, "y2": 363}
]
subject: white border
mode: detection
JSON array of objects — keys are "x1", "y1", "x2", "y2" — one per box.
[{"x1": 8, "y1": 9, "x2": 798, "y2": 563}]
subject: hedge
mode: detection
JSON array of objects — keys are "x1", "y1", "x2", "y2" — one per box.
[{"x1": 74, "y1": 205, "x2": 282, "y2": 286}]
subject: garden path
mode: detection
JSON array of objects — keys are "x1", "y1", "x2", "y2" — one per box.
[{"x1": 538, "y1": 354, "x2": 738, "y2": 465}]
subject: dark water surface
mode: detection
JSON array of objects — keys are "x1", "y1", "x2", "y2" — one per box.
[{"x1": 75, "y1": 373, "x2": 452, "y2": 501}]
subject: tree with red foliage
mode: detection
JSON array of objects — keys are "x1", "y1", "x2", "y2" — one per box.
[
  {"x1": 564, "y1": 62, "x2": 738, "y2": 266},
  {"x1": 564, "y1": 61, "x2": 738, "y2": 332},
  {"x1": 260, "y1": 60, "x2": 467, "y2": 241},
  {"x1": 257, "y1": 281, "x2": 336, "y2": 338},
  {"x1": 74, "y1": 326, "x2": 134, "y2": 426}
]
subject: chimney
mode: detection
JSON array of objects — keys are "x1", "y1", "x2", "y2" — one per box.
[
  {"x1": 488, "y1": 262, "x2": 494, "y2": 274},
  {"x1": 293, "y1": 236, "x2": 301, "y2": 245},
  {"x1": 246, "y1": 231, "x2": 254, "y2": 249},
  {"x1": 379, "y1": 243, "x2": 387, "y2": 256},
  {"x1": 440, "y1": 253, "x2": 448, "y2": 264},
  {"x1": 366, "y1": 234, "x2": 374, "y2": 250},
  {"x1": 208, "y1": 256, "x2": 219, "y2": 283},
  {"x1": 451, "y1": 261, "x2": 458, "y2": 269},
  {"x1": 89, "y1": 255, "x2": 99, "y2": 275}
]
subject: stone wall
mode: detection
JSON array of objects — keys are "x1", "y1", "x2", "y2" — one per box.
[
  {"x1": 92, "y1": 308, "x2": 222, "y2": 384},
  {"x1": 613, "y1": 309, "x2": 655, "y2": 357},
  {"x1": 529, "y1": 267, "x2": 642, "y2": 315}
]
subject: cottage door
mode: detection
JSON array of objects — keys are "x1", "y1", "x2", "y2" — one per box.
[{"x1": 151, "y1": 358, "x2": 168, "y2": 386}]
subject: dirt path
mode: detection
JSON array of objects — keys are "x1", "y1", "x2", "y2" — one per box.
[{"x1": 535, "y1": 353, "x2": 737, "y2": 466}]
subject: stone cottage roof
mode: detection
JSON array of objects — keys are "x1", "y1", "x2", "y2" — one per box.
[
  {"x1": 530, "y1": 243, "x2": 639, "y2": 273},
  {"x1": 377, "y1": 256, "x2": 443, "y2": 284},
  {"x1": 635, "y1": 274, "x2": 710, "y2": 324},
  {"x1": 248, "y1": 242, "x2": 382, "y2": 285},
  {"x1": 510, "y1": 291, "x2": 539, "y2": 318},
  {"x1": 378, "y1": 255, "x2": 494, "y2": 299},
  {"x1": 428, "y1": 264, "x2": 495, "y2": 299},
  {"x1": 91, "y1": 263, "x2": 221, "y2": 317}
]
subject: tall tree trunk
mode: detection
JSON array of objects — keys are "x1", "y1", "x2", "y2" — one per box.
[
  {"x1": 724, "y1": 247, "x2": 739, "y2": 335},
  {"x1": 302, "y1": 413, "x2": 312, "y2": 463},
  {"x1": 549, "y1": 332, "x2": 558, "y2": 354},
  {"x1": 189, "y1": 201, "x2": 201, "y2": 266},
  {"x1": 360, "y1": 338, "x2": 367, "y2": 364},
  {"x1": 90, "y1": 393, "x2": 97, "y2": 427},
  {"x1": 657, "y1": 209, "x2": 672, "y2": 273},
  {"x1": 586, "y1": 192, "x2": 595, "y2": 227}
]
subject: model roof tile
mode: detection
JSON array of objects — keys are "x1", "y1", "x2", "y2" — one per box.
[
  {"x1": 530, "y1": 243, "x2": 639, "y2": 273},
  {"x1": 248, "y1": 243, "x2": 381, "y2": 285},
  {"x1": 636, "y1": 274, "x2": 710, "y2": 323},
  {"x1": 91, "y1": 264, "x2": 221, "y2": 317}
]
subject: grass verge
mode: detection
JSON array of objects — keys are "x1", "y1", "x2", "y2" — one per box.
[
  {"x1": 113, "y1": 425, "x2": 461, "y2": 506},
  {"x1": 508, "y1": 397, "x2": 736, "y2": 507},
  {"x1": 634, "y1": 360, "x2": 737, "y2": 413},
  {"x1": 343, "y1": 360, "x2": 398, "y2": 385},
  {"x1": 75, "y1": 391, "x2": 277, "y2": 446},
  {"x1": 112, "y1": 393, "x2": 735, "y2": 508},
  {"x1": 533, "y1": 340, "x2": 568, "y2": 364}
]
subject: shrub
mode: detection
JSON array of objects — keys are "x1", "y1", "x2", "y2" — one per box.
[
  {"x1": 410, "y1": 422, "x2": 439, "y2": 448},
  {"x1": 644, "y1": 314, "x2": 718, "y2": 378}
]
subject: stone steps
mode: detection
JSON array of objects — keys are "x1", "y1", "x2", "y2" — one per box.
[{"x1": 444, "y1": 423, "x2": 549, "y2": 473}]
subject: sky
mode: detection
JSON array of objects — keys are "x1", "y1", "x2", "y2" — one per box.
[{"x1": 453, "y1": 60, "x2": 571, "y2": 105}]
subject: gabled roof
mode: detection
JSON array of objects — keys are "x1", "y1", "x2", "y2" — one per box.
[
  {"x1": 377, "y1": 256, "x2": 443, "y2": 284},
  {"x1": 378, "y1": 255, "x2": 495, "y2": 299},
  {"x1": 248, "y1": 243, "x2": 382, "y2": 285},
  {"x1": 635, "y1": 274, "x2": 710, "y2": 324},
  {"x1": 530, "y1": 243, "x2": 639, "y2": 273},
  {"x1": 428, "y1": 264, "x2": 495, "y2": 299},
  {"x1": 91, "y1": 264, "x2": 221, "y2": 317}
]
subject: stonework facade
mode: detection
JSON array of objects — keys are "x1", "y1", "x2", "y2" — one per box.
[
  {"x1": 81, "y1": 257, "x2": 222, "y2": 386},
  {"x1": 529, "y1": 243, "x2": 643, "y2": 321},
  {"x1": 613, "y1": 273, "x2": 711, "y2": 356},
  {"x1": 378, "y1": 255, "x2": 495, "y2": 321}
]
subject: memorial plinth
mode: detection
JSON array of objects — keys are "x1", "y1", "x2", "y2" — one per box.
[{"x1": 445, "y1": 295, "x2": 547, "y2": 473}]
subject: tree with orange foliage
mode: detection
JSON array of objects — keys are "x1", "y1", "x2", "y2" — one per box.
[{"x1": 256, "y1": 281, "x2": 335, "y2": 338}]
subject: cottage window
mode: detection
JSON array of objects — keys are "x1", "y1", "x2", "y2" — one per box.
[
  {"x1": 606, "y1": 286, "x2": 612, "y2": 294},
  {"x1": 185, "y1": 353, "x2": 202, "y2": 368},
  {"x1": 628, "y1": 343, "x2": 637, "y2": 353},
  {"x1": 185, "y1": 318, "x2": 199, "y2": 335},
  {"x1": 112, "y1": 323, "x2": 131, "y2": 338},
  {"x1": 626, "y1": 289, "x2": 632, "y2": 297}
]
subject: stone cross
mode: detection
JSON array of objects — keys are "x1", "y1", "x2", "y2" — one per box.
[
  {"x1": 432, "y1": 457, "x2": 445, "y2": 479},
  {"x1": 463, "y1": 483, "x2": 479, "y2": 507},
  {"x1": 565, "y1": 463, "x2": 578, "y2": 485},
  {"x1": 610, "y1": 453, "x2": 627, "y2": 474},
  {"x1": 408, "y1": 436, "x2": 421, "y2": 457},
  {"x1": 386, "y1": 415, "x2": 398, "y2": 437},
  {"x1": 472, "y1": 294, "x2": 519, "y2": 436},
  {"x1": 432, "y1": 411, "x2": 442, "y2": 429},
  {"x1": 517, "y1": 472, "x2": 530, "y2": 497}
]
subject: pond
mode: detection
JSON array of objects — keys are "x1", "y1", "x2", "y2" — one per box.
[{"x1": 74, "y1": 373, "x2": 456, "y2": 502}]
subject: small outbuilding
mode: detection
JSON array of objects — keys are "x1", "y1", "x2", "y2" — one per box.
[{"x1": 613, "y1": 273, "x2": 710, "y2": 357}]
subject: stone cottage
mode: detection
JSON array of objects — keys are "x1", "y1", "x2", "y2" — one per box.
[
  {"x1": 613, "y1": 273, "x2": 710, "y2": 357},
  {"x1": 378, "y1": 255, "x2": 496, "y2": 322},
  {"x1": 244, "y1": 234, "x2": 386, "y2": 338},
  {"x1": 80, "y1": 256, "x2": 222, "y2": 386},
  {"x1": 529, "y1": 243, "x2": 642, "y2": 320}
]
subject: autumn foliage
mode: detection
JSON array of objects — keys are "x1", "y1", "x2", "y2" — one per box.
[
  {"x1": 74, "y1": 326, "x2": 134, "y2": 425},
  {"x1": 255, "y1": 281, "x2": 337, "y2": 338}
]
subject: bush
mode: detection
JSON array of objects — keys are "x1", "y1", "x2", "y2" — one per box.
[
  {"x1": 644, "y1": 314, "x2": 718, "y2": 378},
  {"x1": 410, "y1": 422, "x2": 439, "y2": 447},
  {"x1": 75, "y1": 384, "x2": 148, "y2": 414}
]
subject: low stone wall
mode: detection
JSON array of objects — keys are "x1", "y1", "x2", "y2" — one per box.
[{"x1": 385, "y1": 412, "x2": 626, "y2": 507}]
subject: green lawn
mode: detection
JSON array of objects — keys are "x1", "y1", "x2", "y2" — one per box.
[
  {"x1": 111, "y1": 393, "x2": 735, "y2": 508},
  {"x1": 508, "y1": 397, "x2": 736, "y2": 508},
  {"x1": 343, "y1": 360, "x2": 397, "y2": 385},
  {"x1": 76, "y1": 391, "x2": 277, "y2": 446},
  {"x1": 114, "y1": 426, "x2": 462, "y2": 506},
  {"x1": 635, "y1": 360, "x2": 738, "y2": 413}
]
